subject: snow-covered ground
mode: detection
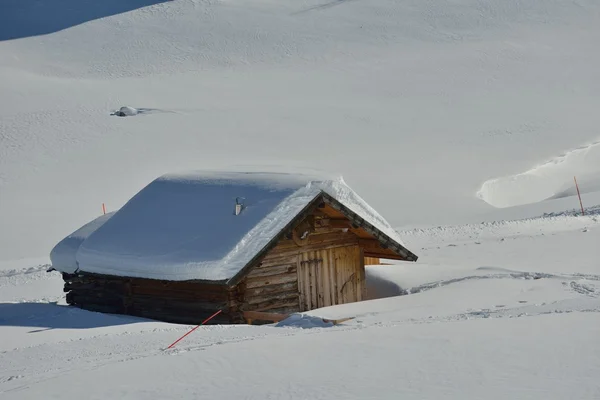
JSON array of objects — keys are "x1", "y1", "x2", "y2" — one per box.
[
  {"x1": 2, "y1": 0, "x2": 600, "y2": 398},
  {"x1": 1, "y1": 211, "x2": 599, "y2": 398}
]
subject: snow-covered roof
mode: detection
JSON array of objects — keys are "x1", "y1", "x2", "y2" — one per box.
[
  {"x1": 49, "y1": 212, "x2": 115, "y2": 274},
  {"x1": 50, "y1": 171, "x2": 415, "y2": 282}
]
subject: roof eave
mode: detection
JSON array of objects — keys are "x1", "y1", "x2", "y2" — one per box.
[{"x1": 320, "y1": 193, "x2": 418, "y2": 262}]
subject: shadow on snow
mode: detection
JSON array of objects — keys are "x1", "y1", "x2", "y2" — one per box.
[
  {"x1": 0, "y1": 0, "x2": 168, "y2": 41},
  {"x1": 0, "y1": 302, "x2": 150, "y2": 331}
]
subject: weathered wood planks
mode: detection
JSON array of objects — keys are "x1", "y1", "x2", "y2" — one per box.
[{"x1": 295, "y1": 244, "x2": 364, "y2": 311}]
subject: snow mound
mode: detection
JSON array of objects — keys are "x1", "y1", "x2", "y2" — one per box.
[
  {"x1": 110, "y1": 107, "x2": 170, "y2": 117},
  {"x1": 52, "y1": 171, "x2": 410, "y2": 281},
  {"x1": 365, "y1": 266, "x2": 405, "y2": 299},
  {"x1": 112, "y1": 106, "x2": 139, "y2": 117},
  {"x1": 478, "y1": 140, "x2": 600, "y2": 208},
  {"x1": 275, "y1": 314, "x2": 334, "y2": 329}
]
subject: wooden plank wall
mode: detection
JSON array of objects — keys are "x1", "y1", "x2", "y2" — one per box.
[
  {"x1": 297, "y1": 245, "x2": 364, "y2": 311},
  {"x1": 334, "y1": 245, "x2": 363, "y2": 304},
  {"x1": 364, "y1": 257, "x2": 380, "y2": 265}
]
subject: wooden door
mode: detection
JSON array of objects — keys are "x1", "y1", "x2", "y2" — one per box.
[{"x1": 297, "y1": 245, "x2": 365, "y2": 311}]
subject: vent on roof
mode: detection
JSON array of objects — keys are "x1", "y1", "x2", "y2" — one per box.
[{"x1": 234, "y1": 197, "x2": 245, "y2": 216}]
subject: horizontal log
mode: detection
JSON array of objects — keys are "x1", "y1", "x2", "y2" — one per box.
[
  {"x1": 65, "y1": 276, "x2": 129, "y2": 286},
  {"x1": 245, "y1": 290, "x2": 299, "y2": 305},
  {"x1": 67, "y1": 284, "x2": 128, "y2": 295},
  {"x1": 67, "y1": 273, "x2": 228, "y2": 291},
  {"x1": 245, "y1": 273, "x2": 298, "y2": 289},
  {"x1": 68, "y1": 289, "x2": 125, "y2": 301},
  {"x1": 130, "y1": 286, "x2": 228, "y2": 301},
  {"x1": 275, "y1": 231, "x2": 358, "y2": 250},
  {"x1": 256, "y1": 254, "x2": 299, "y2": 267},
  {"x1": 264, "y1": 238, "x2": 359, "y2": 260},
  {"x1": 247, "y1": 264, "x2": 297, "y2": 278},
  {"x1": 244, "y1": 281, "x2": 298, "y2": 298},
  {"x1": 129, "y1": 295, "x2": 227, "y2": 311},
  {"x1": 132, "y1": 281, "x2": 227, "y2": 294},
  {"x1": 69, "y1": 296, "x2": 125, "y2": 310},
  {"x1": 244, "y1": 297, "x2": 300, "y2": 312}
]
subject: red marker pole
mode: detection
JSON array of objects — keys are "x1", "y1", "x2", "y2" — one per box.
[
  {"x1": 102, "y1": 203, "x2": 106, "y2": 215},
  {"x1": 574, "y1": 176, "x2": 585, "y2": 216},
  {"x1": 166, "y1": 309, "x2": 223, "y2": 350}
]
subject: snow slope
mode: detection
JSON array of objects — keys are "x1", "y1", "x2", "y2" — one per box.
[
  {"x1": 2, "y1": 1, "x2": 600, "y2": 398},
  {"x1": 2, "y1": 0, "x2": 600, "y2": 260}
]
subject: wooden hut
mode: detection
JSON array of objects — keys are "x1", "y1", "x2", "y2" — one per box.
[{"x1": 50, "y1": 172, "x2": 417, "y2": 325}]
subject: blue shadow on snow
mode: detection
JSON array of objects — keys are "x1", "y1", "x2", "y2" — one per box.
[
  {"x1": 0, "y1": 0, "x2": 168, "y2": 41},
  {"x1": 0, "y1": 302, "x2": 149, "y2": 331}
]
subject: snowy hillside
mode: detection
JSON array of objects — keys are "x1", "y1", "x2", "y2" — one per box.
[
  {"x1": 1, "y1": 0, "x2": 600, "y2": 260},
  {"x1": 1, "y1": 0, "x2": 600, "y2": 398}
]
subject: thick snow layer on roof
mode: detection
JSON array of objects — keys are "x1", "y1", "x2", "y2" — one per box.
[
  {"x1": 54, "y1": 171, "x2": 407, "y2": 281},
  {"x1": 49, "y1": 212, "x2": 115, "y2": 274}
]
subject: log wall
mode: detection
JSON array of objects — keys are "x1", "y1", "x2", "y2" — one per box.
[{"x1": 63, "y1": 273, "x2": 238, "y2": 324}]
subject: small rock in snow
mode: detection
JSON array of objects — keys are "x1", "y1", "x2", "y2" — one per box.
[{"x1": 112, "y1": 106, "x2": 139, "y2": 117}]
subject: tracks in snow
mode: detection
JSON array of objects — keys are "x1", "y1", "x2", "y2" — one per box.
[
  {"x1": 0, "y1": 264, "x2": 50, "y2": 280},
  {"x1": 569, "y1": 281, "x2": 598, "y2": 297},
  {"x1": 0, "y1": 264, "x2": 62, "y2": 303},
  {"x1": 401, "y1": 268, "x2": 600, "y2": 298}
]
